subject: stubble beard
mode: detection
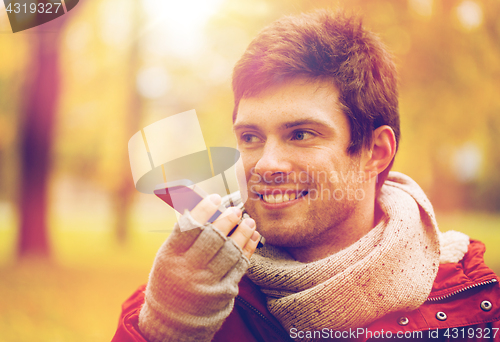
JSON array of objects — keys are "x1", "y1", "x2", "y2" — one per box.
[{"x1": 244, "y1": 168, "x2": 362, "y2": 248}]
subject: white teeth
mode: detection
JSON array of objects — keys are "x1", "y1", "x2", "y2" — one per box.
[
  {"x1": 264, "y1": 194, "x2": 275, "y2": 203},
  {"x1": 262, "y1": 192, "x2": 300, "y2": 203}
]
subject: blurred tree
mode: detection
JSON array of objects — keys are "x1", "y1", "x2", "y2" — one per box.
[
  {"x1": 113, "y1": 0, "x2": 143, "y2": 244},
  {"x1": 17, "y1": 4, "x2": 84, "y2": 257},
  {"x1": 18, "y1": 19, "x2": 66, "y2": 258}
]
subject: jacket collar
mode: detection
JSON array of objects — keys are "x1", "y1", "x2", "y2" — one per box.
[{"x1": 428, "y1": 239, "x2": 499, "y2": 301}]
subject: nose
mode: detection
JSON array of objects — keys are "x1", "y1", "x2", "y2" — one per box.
[{"x1": 254, "y1": 139, "x2": 293, "y2": 183}]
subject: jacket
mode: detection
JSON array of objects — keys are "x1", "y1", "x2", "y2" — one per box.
[{"x1": 112, "y1": 240, "x2": 500, "y2": 341}]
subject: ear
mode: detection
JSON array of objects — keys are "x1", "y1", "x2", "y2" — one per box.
[{"x1": 361, "y1": 125, "x2": 396, "y2": 181}]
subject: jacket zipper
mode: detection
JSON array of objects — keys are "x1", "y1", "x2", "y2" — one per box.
[
  {"x1": 235, "y1": 296, "x2": 293, "y2": 341},
  {"x1": 426, "y1": 278, "x2": 498, "y2": 302}
]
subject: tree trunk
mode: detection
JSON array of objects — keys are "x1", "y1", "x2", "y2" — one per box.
[
  {"x1": 18, "y1": 23, "x2": 63, "y2": 259},
  {"x1": 114, "y1": 1, "x2": 143, "y2": 244}
]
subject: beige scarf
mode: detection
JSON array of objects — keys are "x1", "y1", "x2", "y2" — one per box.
[{"x1": 246, "y1": 172, "x2": 442, "y2": 335}]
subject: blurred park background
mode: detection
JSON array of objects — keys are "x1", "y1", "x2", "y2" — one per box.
[{"x1": 0, "y1": 0, "x2": 499, "y2": 340}]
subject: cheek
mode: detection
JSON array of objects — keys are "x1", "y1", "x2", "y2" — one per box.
[
  {"x1": 235, "y1": 158, "x2": 248, "y2": 189},
  {"x1": 238, "y1": 152, "x2": 258, "y2": 178},
  {"x1": 307, "y1": 156, "x2": 350, "y2": 185},
  {"x1": 235, "y1": 154, "x2": 259, "y2": 203}
]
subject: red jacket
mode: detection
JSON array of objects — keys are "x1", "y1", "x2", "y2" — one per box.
[{"x1": 112, "y1": 240, "x2": 500, "y2": 341}]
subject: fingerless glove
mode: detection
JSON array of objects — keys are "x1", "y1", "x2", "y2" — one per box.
[{"x1": 138, "y1": 211, "x2": 250, "y2": 342}]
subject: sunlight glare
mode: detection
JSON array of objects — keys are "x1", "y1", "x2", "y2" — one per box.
[
  {"x1": 141, "y1": 0, "x2": 224, "y2": 57},
  {"x1": 136, "y1": 66, "x2": 171, "y2": 99},
  {"x1": 456, "y1": 1, "x2": 483, "y2": 31},
  {"x1": 453, "y1": 142, "x2": 482, "y2": 182}
]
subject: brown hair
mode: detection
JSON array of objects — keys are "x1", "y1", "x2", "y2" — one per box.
[{"x1": 232, "y1": 9, "x2": 400, "y2": 158}]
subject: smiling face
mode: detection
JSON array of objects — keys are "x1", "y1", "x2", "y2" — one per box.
[{"x1": 234, "y1": 78, "x2": 373, "y2": 256}]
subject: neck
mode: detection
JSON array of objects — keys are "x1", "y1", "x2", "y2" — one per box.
[{"x1": 284, "y1": 186, "x2": 378, "y2": 263}]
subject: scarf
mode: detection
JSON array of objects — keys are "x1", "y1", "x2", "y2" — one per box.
[{"x1": 245, "y1": 172, "x2": 443, "y2": 336}]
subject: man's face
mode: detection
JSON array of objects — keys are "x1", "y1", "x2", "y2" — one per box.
[{"x1": 234, "y1": 78, "x2": 366, "y2": 248}]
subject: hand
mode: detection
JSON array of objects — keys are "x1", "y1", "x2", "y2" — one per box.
[
  {"x1": 191, "y1": 193, "x2": 260, "y2": 260},
  {"x1": 138, "y1": 193, "x2": 260, "y2": 342}
]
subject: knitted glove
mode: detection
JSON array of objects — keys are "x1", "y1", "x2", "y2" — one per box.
[{"x1": 138, "y1": 211, "x2": 250, "y2": 342}]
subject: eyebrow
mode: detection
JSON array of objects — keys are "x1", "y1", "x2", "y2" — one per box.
[
  {"x1": 281, "y1": 118, "x2": 332, "y2": 130},
  {"x1": 233, "y1": 118, "x2": 333, "y2": 132}
]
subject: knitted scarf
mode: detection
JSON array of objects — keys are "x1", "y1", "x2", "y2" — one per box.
[{"x1": 246, "y1": 172, "x2": 442, "y2": 335}]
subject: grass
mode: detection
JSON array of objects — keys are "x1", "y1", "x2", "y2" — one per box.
[
  {"x1": 0, "y1": 212, "x2": 173, "y2": 342},
  {"x1": 0, "y1": 261, "x2": 149, "y2": 342},
  {"x1": 436, "y1": 211, "x2": 500, "y2": 274},
  {"x1": 0, "y1": 211, "x2": 499, "y2": 342}
]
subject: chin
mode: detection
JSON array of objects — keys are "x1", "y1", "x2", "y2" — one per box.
[{"x1": 252, "y1": 217, "x2": 316, "y2": 248}]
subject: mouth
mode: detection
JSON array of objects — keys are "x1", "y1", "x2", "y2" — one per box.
[{"x1": 256, "y1": 189, "x2": 309, "y2": 204}]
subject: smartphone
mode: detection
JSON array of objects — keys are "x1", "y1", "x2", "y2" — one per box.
[
  {"x1": 154, "y1": 180, "x2": 225, "y2": 223},
  {"x1": 154, "y1": 179, "x2": 265, "y2": 248}
]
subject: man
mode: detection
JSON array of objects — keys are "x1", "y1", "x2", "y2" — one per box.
[{"x1": 113, "y1": 10, "x2": 500, "y2": 341}]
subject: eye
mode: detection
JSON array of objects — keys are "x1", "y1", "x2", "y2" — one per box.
[
  {"x1": 291, "y1": 130, "x2": 315, "y2": 141},
  {"x1": 241, "y1": 134, "x2": 261, "y2": 144}
]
